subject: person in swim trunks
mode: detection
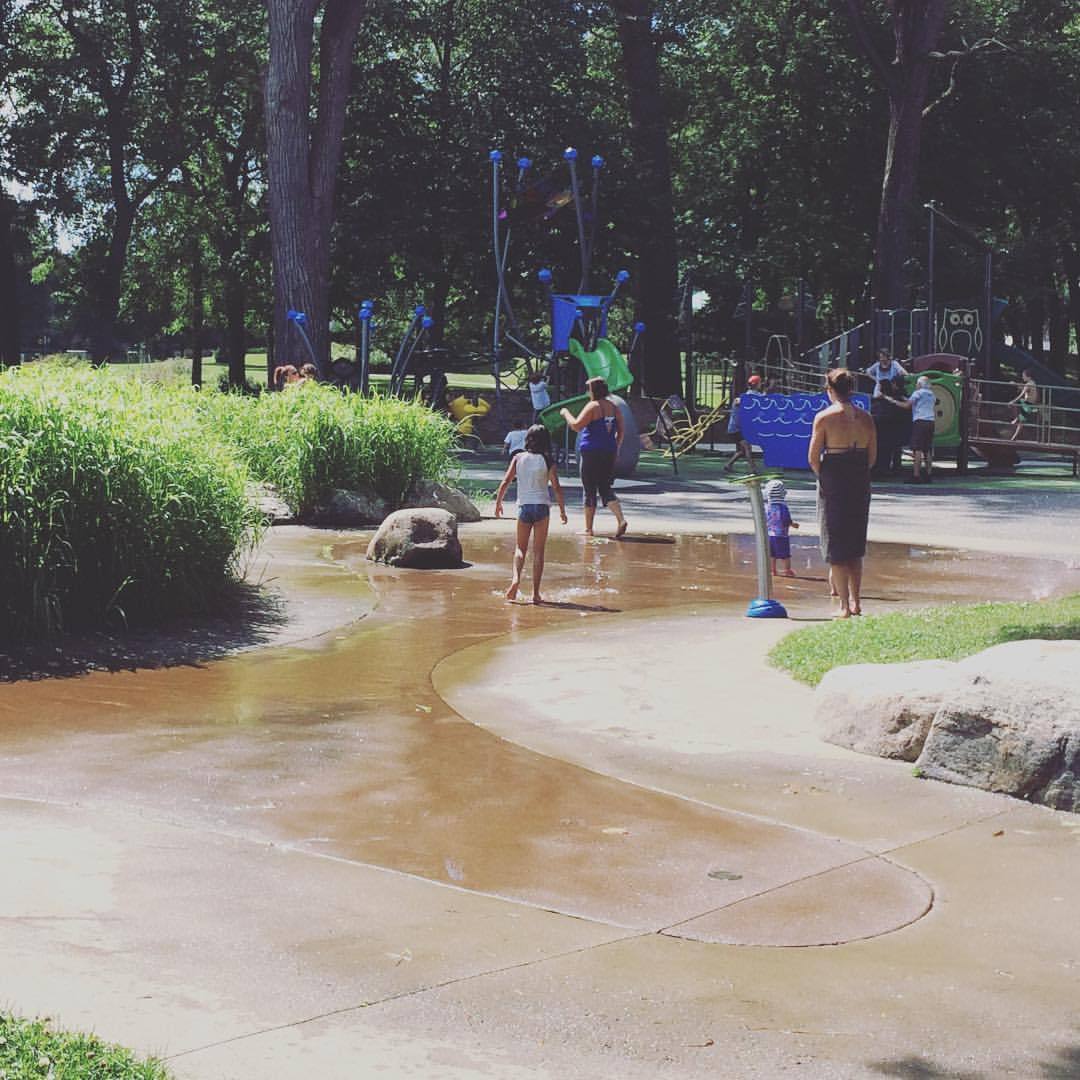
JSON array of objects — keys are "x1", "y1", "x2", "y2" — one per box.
[{"x1": 1009, "y1": 369, "x2": 1039, "y2": 441}]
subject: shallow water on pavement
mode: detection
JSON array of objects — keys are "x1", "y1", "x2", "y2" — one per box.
[{"x1": 0, "y1": 529, "x2": 1071, "y2": 936}]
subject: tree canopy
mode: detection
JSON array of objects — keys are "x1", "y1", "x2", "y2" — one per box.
[{"x1": 2, "y1": 0, "x2": 1078, "y2": 381}]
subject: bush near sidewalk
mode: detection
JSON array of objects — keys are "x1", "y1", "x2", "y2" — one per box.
[
  {"x1": 198, "y1": 383, "x2": 458, "y2": 514},
  {"x1": 0, "y1": 365, "x2": 459, "y2": 640},
  {"x1": 769, "y1": 595, "x2": 1080, "y2": 686},
  {"x1": 0, "y1": 365, "x2": 260, "y2": 640}
]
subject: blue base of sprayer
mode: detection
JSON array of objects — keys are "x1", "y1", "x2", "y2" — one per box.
[{"x1": 746, "y1": 598, "x2": 788, "y2": 619}]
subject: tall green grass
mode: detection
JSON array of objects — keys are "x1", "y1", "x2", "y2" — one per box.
[
  {"x1": 199, "y1": 384, "x2": 458, "y2": 514},
  {"x1": 0, "y1": 365, "x2": 261, "y2": 639},
  {"x1": 0, "y1": 366, "x2": 458, "y2": 639}
]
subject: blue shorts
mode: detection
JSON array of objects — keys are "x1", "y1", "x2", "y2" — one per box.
[
  {"x1": 518, "y1": 503, "x2": 550, "y2": 524},
  {"x1": 769, "y1": 535, "x2": 791, "y2": 559}
]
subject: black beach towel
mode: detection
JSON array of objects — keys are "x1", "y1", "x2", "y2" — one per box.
[{"x1": 817, "y1": 448, "x2": 871, "y2": 564}]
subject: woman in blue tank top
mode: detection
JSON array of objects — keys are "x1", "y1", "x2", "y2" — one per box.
[{"x1": 561, "y1": 377, "x2": 628, "y2": 538}]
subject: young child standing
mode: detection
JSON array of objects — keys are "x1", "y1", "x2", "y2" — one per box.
[
  {"x1": 528, "y1": 370, "x2": 551, "y2": 422},
  {"x1": 494, "y1": 424, "x2": 567, "y2": 603},
  {"x1": 764, "y1": 479, "x2": 799, "y2": 577}
]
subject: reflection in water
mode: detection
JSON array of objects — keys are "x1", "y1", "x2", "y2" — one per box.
[{"x1": 0, "y1": 531, "x2": 1069, "y2": 930}]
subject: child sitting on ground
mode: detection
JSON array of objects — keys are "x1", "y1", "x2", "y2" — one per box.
[{"x1": 764, "y1": 479, "x2": 799, "y2": 577}]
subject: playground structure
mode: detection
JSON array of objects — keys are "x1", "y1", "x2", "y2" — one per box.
[
  {"x1": 487, "y1": 146, "x2": 646, "y2": 474},
  {"x1": 285, "y1": 181, "x2": 1077, "y2": 475}
]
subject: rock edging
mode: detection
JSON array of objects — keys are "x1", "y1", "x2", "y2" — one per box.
[{"x1": 815, "y1": 639, "x2": 1080, "y2": 813}]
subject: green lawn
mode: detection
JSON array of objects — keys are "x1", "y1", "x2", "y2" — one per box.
[
  {"x1": 0, "y1": 1013, "x2": 171, "y2": 1079},
  {"x1": 769, "y1": 594, "x2": 1080, "y2": 686},
  {"x1": 105, "y1": 353, "x2": 501, "y2": 393}
]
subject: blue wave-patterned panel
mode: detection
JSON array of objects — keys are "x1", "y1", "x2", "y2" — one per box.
[{"x1": 739, "y1": 393, "x2": 871, "y2": 470}]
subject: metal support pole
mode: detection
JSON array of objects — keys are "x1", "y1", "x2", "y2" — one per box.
[
  {"x1": 927, "y1": 202, "x2": 937, "y2": 352},
  {"x1": 796, "y1": 278, "x2": 806, "y2": 363},
  {"x1": 744, "y1": 476, "x2": 787, "y2": 618},
  {"x1": 359, "y1": 304, "x2": 372, "y2": 396},
  {"x1": 565, "y1": 148, "x2": 589, "y2": 292},
  {"x1": 490, "y1": 151, "x2": 504, "y2": 371},
  {"x1": 741, "y1": 278, "x2": 753, "y2": 390},
  {"x1": 957, "y1": 359, "x2": 970, "y2": 475},
  {"x1": 683, "y1": 276, "x2": 695, "y2": 420},
  {"x1": 587, "y1": 155, "x2": 603, "y2": 275}
]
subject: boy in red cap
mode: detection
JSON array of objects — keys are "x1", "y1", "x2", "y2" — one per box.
[{"x1": 723, "y1": 374, "x2": 763, "y2": 472}]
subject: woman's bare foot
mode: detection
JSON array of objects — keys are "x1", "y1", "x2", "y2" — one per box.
[
  {"x1": 505, "y1": 582, "x2": 519, "y2": 600},
  {"x1": 532, "y1": 593, "x2": 544, "y2": 605},
  {"x1": 782, "y1": 569, "x2": 796, "y2": 577},
  {"x1": 851, "y1": 606, "x2": 862, "y2": 616},
  {"x1": 833, "y1": 609, "x2": 852, "y2": 620},
  {"x1": 616, "y1": 521, "x2": 628, "y2": 539},
  {"x1": 583, "y1": 530, "x2": 594, "y2": 537}
]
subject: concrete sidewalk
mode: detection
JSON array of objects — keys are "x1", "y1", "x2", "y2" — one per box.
[{"x1": 0, "y1": 486, "x2": 1078, "y2": 1079}]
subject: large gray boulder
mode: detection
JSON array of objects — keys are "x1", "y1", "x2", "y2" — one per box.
[
  {"x1": 916, "y1": 641, "x2": 1080, "y2": 812},
  {"x1": 366, "y1": 508, "x2": 464, "y2": 569},
  {"x1": 400, "y1": 481, "x2": 481, "y2": 523},
  {"x1": 816, "y1": 660, "x2": 972, "y2": 761},
  {"x1": 916, "y1": 685, "x2": 1080, "y2": 812},
  {"x1": 815, "y1": 640, "x2": 1080, "y2": 812}
]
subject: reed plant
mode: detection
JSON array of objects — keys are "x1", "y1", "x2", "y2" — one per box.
[
  {"x1": 1, "y1": 365, "x2": 457, "y2": 640},
  {"x1": 200, "y1": 384, "x2": 458, "y2": 514},
  {"x1": 0, "y1": 365, "x2": 260, "y2": 639}
]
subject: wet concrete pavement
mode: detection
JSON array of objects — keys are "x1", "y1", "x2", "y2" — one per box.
[{"x1": 1, "y1": 513, "x2": 1079, "y2": 1078}]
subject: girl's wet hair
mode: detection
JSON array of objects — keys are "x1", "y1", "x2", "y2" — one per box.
[
  {"x1": 299, "y1": 363, "x2": 318, "y2": 378},
  {"x1": 586, "y1": 377, "x2": 609, "y2": 400},
  {"x1": 826, "y1": 368, "x2": 855, "y2": 400},
  {"x1": 524, "y1": 424, "x2": 553, "y2": 467}
]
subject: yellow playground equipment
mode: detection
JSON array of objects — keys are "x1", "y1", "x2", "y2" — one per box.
[
  {"x1": 646, "y1": 391, "x2": 732, "y2": 458},
  {"x1": 447, "y1": 394, "x2": 490, "y2": 437}
]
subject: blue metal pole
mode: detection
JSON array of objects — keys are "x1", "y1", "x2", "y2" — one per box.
[{"x1": 565, "y1": 148, "x2": 589, "y2": 292}]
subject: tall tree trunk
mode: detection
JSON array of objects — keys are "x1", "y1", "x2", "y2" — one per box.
[
  {"x1": 265, "y1": 0, "x2": 366, "y2": 385},
  {"x1": 1047, "y1": 281, "x2": 1067, "y2": 374},
  {"x1": 224, "y1": 271, "x2": 248, "y2": 389},
  {"x1": 1027, "y1": 291, "x2": 1045, "y2": 364},
  {"x1": 844, "y1": 0, "x2": 949, "y2": 308},
  {"x1": 611, "y1": 0, "x2": 680, "y2": 396},
  {"x1": 1062, "y1": 242, "x2": 1080, "y2": 376},
  {"x1": 0, "y1": 194, "x2": 21, "y2": 366},
  {"x1": 93, "y1": 200, "x2": 135, "y2": 363}
]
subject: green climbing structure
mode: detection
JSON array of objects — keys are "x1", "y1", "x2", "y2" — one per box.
[{"x1": 539, "y1": 338, "x2": 634, "y2": 436}]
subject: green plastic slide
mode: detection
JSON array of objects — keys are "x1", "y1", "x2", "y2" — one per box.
[{"x1": 539, "y1": 338, "x2": 634, "y2": 436}]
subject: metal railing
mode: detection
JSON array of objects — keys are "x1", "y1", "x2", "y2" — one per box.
[
  {"x1": 969, "y1": 376, "x2": 1080, "y2": 449},
  {"x1": 801, "y1": 321, "x2": 869, "y2": 371}
]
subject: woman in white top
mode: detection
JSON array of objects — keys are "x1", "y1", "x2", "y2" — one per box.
[{"x1": 494, "y1": 425, "x2": 567, "y2": 603}]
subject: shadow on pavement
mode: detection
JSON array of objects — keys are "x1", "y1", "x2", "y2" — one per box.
[{"x1": 0, "y1": 582, "x2": 287, "y2": 683}]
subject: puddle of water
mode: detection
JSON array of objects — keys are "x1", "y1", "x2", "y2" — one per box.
[{"x1": 0, "y1": 531, "x2": 1069, "y2": 935}]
